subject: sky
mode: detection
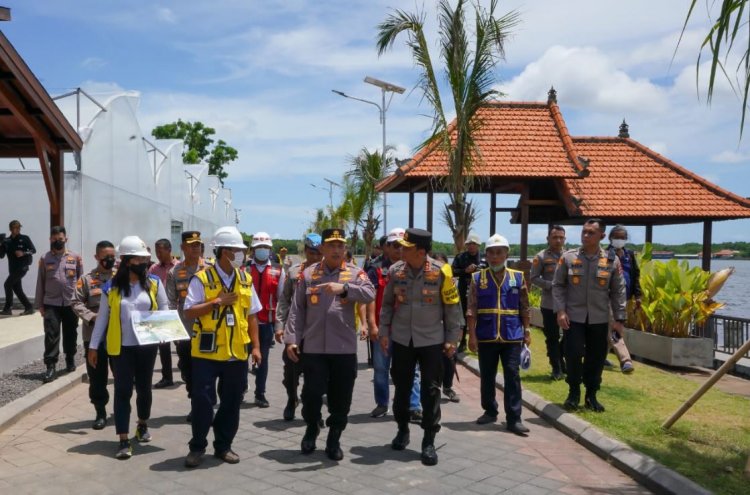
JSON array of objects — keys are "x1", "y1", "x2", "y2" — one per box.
[{"x1": 4, "y1": 0, "x2": 750, "y2": 246}]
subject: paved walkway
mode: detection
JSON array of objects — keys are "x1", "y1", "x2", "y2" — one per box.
[{"x1": 0, "y1": 341, "x2": 650, "y2": 494}]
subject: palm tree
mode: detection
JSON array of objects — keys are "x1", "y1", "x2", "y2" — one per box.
[
  {"x1": 376, "y1": 0, "x2": 518, "y2": 251},
  {"x1": 345, "y1": 147, "x2": 394, "y2": 258},
  {"x1": 681, "y1": 1, "x2": 750, "y2": 136}
]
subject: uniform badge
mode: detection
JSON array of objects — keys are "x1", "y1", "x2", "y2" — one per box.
[
  {"x1": 532, "y1": 257, "x2": 539, "y2": 266},
  {"x1": 599, "y1": 278, "x2": 607, "y2": 286},
  {"x1": 66, "y1": 270, "x2": 75, "y2": 278},
  {"x1": 572, "y1": 276, "x2": 580, "y2": 285},
  {"x1": 180, "y1": 290, "x2": 187, "y2": 298},
  {"x1": 397, "y1": 294, "x2": 405, "y2": 303},
  {"x1": 310, "y1": 295, "x2": 319, "y2": 304}
]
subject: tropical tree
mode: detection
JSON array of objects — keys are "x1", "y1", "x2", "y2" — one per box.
[
  {"x1": 376, "y1": 0, "x2": 518, "y2": 251},
  {"x1": 152, "y1": 119, "x2": 238, "y2": 184},
  {"x1": 681, "y1": 1, "x2": 750, "y2": 135},
  {"x1": 345, "y1": 147, "x2": 394, "y2": 258}
]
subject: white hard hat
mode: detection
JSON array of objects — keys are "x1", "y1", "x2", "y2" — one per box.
[
  {"x1": 212, "y1": 226, "x2": 246, "y2": 249},
  {"x1": 520, "y1": 344, "x2": 531, "y2": 371},
  {"x1": 118, "y1": 236, "x2": 150, "y2": 257},
  {"x1": 486, "y1": 234, "x2": 510, "y2": 249},
  {"x1": 466, "y1": 232, "x2": 482, "y2": 245},
  {"x1": 251, "y1": 231, "x2": 272, "y2": 248},
  {"x1": 386, "y1": 227, "x2": 405, "y2": 244}
]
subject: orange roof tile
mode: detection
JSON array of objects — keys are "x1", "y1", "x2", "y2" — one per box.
[
  {"x1": 565, "y1": 138, "x2": 750, "y2": 219},
  {"x1": 377, "y1": 101, "x2": 588, "y2": 192}
]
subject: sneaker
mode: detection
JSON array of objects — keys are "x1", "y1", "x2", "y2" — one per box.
[
  {"x1": 370, "y1": 405, "x2": 388, "y2": 418},
  {"x1": 254, "y1": 395, "x2": 269, "y2": 408},
  {"x1": 153, "y1": 378, "x2": 174, "y2": 389},
  {"x1": 443, "y1": 388, "x2": 460, "y2": 403},
  {"x1": 214, "y1": 449, "x2": 240, "y2": 464},
  {"x1": 115, "y1": 440, "x2": 132, "y2": 459},
  {"x1": 621, "y1": 361, "x2": 634, "y2": 374},
  {"x1": 409, "y1": 410, "x2": 423, "y2": 424},
  {"x1": 476, "y1": 413, "x2": 497, "y2": 425},
  {"x1": 184, "y1": 450, "x2": 204, "y2": 468},
  {"x1": 135, "y1": 423, "x2": 152, "y2": 443}
]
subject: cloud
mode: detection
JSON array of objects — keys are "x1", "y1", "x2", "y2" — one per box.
[
  {"x1": 80, "y1": 57, "x2": 107, "y2": 70},
  {"x1": 155, "y1": 7, "x2": 176, "y2": 24},
  {"x1": 711, "y1": 150, "x2": 750, "y2": 164}
]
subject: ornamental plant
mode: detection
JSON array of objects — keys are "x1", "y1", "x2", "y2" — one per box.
[{"x1": 632, "y1": 243, "x2": 733, "y2": 338}]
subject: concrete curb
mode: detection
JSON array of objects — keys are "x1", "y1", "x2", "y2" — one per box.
[
  {"x1": 458, "y1": 353, "x2": 712, "y2": 495},
  {"x1": 0, "y1": 366, "x2": 86, "y2": 434}
]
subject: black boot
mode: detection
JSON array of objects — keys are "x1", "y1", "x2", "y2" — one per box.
[
  {"x1": 65, "y1": 356, "x2": 76, "y2": 373},
  {"x1": 300, "y1": 423, "x2": 320, "y2": 454},
  {"x1": 585, "y1": 391, "x2": 606, "y2": 412},
  {"x1": 324, "y1": 428, "x2": 343, "y2": 461},
  {"x1": 420, "y1": 431, "x2": 438, "y2": 466},
  {"x1": 43, "y1": 365, "x2": 56, "y2": 383},
  {"x1": 283, "y1": 398, "x2": 298, "y2": 421},
  {"x1": 563, "y1": 386, "x2": 580, "y2": 411},
  {"x1": 391, "y1": 426, "x2": 410, "y2": 450},
  {"x1": 92, "y1": 405, "x2": 107, "y2": 430}
]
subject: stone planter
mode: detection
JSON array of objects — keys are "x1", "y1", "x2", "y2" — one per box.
[
  {"x1": 530, "y1": 307, "x2": 543, "y2": 328},
  {"x1": 623, "y1": 327, "x2": 714, "y2": 368}
]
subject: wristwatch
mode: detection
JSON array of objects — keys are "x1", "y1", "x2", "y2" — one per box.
[{"x1": 341, "y1": 282, "x2": 349, "y2": 299}]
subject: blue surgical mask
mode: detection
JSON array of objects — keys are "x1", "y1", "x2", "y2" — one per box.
[
  {"x1": 490, "y1": 263, "x2": 505, "y2": 273},
  {"x1": 254, "y1": 248, "x2": 270, "y2": 262}
]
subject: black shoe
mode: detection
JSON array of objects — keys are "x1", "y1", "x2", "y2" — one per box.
[
  {"x1": 283, "y1": 399, "x2": 298, "y2": 421},
  {"x1": 370, "y1": 405, "x2": 388, "y2": 418},
  {"x1": 507, "y1": 421, "x2": 530, "y2": 435},
  {"x1": 391, "y1": 429, "x2": 410, "y2": 450},
  {"x1": 92, "y1": 406, "x2": 107, "y2": 430},
  {"x1": 184, "y1": 450, "x2": 204, "y2": 468},
  {"x1": 301, "y1": 424, "x2": 320, "y2": 454},
  {"x1": 0, "y1": 309, "x2": 11, "y2": 316},
  {"x1": 443, "y1": 387, "x2": 460, "y2": 403},
  {"x1": 255, "y1": 395, "x2": 269, "y2": 408},
  {"x1": 65, "y1": 358, "x2": 76, "y2": 373},
  {"x1": 153, "y1": 378, "x2": 174, "y2": 389},
  {"x1": 564, "y1": 389, "x2": 581, "y2": 411},
  {"x1": 43, "y1": 366, "x2": 56, "y2": 383},
  {"x1": 420, "y1": 434, "x2": 438, "y2": 466},
  {"x1": 584, "y1": 393, "x2": 606, "y2": 412},
  {"x1": 21, "y1": 308, "x2": 35, "y2": 316},
  {"x1": 324, "y1": 429, "x2": 343, "y2": 461},
  {"x1": 409, "y1": 410, "x2": 423, "y2": 424},
  {"x1": 475, "y1": 413, "x2": 497, "y2": 425}
]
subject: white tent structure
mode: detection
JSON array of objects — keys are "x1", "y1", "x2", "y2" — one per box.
[{"x1": 0, "y1": 90, "x2": 231, "y2": 306}]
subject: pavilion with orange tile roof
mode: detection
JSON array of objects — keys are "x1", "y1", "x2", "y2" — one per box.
[{"x1": 376, "y1": 88, "x2": 750, "y2": 270}]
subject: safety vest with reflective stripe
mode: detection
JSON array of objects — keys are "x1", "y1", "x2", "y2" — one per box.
[
  {"x1": 104, "y1": 277, "x2": 159, "y2": 356},
  {"x1": 192, "y1": 266, "x2": 253, "y2": 361},
  {"x1": 474, "y1": 268, "x2": 524, "y2": 343}
]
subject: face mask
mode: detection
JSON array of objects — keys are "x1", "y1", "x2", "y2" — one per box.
[
  {"x1": 129, "y1": 263, "x2": 149, "y2": 276},
  {"x1": 490, "y1": 263, "x2": 505, "y2": 273},
  {"x1": 51, "y1": 240, "x2": 65, "y2": 251},
  {"x1": 100, "y1": 257, "x2": 115, "y2": 270},
  {"x1": 229, "y1": 251, "x2": 245, "y2": 269},
  {"x1": 254, "y1": 248, "x2": 270, "y2": 262},
  {"x1": 611, "y1": 239, "x2": 627, "y2": 249}
]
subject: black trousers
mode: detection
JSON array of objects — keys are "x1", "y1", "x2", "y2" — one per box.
[
  {"x1": 176, "y1": 340, "x2": 193, "y2": 397},
  {"x1": 43, "y1": 305, "x2": 79, "y2": 366},
  {"x1": 83, "y1": 340, "x2": 110, "y2": 408},
  {"x1": 189, "y1": 357, "x2": 248, "y2": 454},
  {"x1": 301, "y1": 353, "x2": 357, "y2": 430},
  {"x1": 442, "y1": 353, "x2": 456, "y2": 389},
  {"x1": 157, "y1": 343, "x2": 173, "y2": 381},
  {"x1": 282, "y1": 348, "x2": 302, "y2": 402},
  {"x1": 541, "y1": 308, "x2": 563, "y2": 374},
  {"x1": 391, "y1": 341, "x2": 443, "y2": 433},
  {"x1": 477, "y1": 341, "x2": 523, "y2": 424},
  {"x1": 111, "y1": 344, "x2": 158, "y2": 435},
  {"x1": 564, "y1": 321, "x2": 609, "y2": 392},
  {"x1": 3, "y1": 266, "x2": 31, "y2": 310}
]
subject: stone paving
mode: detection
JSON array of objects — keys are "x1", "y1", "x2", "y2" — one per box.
[{"x1": 0, "y1": 341, "x2": 651, "y2": 494}]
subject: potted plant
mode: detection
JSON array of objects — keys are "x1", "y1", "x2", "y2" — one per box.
[{"x1": 623, "y1": 243, "x2": 734, "y2": 368}]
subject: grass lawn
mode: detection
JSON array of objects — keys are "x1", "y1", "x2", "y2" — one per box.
[{"x1": 475, "y1": 327, "x2": 750, "y2": 495}]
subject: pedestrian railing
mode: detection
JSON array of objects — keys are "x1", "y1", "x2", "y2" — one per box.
[{"x1": 692, "y1": 314, "x2": 750, "y2": 359}]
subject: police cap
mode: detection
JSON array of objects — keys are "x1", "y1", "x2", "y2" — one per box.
[
  {"x1": 181, "y1": 231, "x2": 203, "y2": 244},
  {"x1": 321, "y1": 228, "x2": 347, "y2": 243},
  {"x1": 398, "y1": 228, "x2": 432, "y2": 250}
]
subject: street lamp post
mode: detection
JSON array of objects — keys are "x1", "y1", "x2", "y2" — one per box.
[
  {"x1": 310, "y1": 178, "x2": 341, "y2": 212},
  {"x1": 332, "y1": 76, "x2": 405, "y2": 235}
]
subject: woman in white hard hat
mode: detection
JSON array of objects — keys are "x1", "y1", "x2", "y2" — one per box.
[{"x1": 88, "y1": 235, "x2": 169, "y2": 460}]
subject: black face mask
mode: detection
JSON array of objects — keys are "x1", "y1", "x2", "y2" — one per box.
[
  {"x1": 51, "y1": 240, "x2": 65, "y2": 251},
  {"x1": 100, "y1": 257, "x2": 115, "y2": 270},
  {"x1": 129, "y1": 263, "x2": 149, "y2": 276}
]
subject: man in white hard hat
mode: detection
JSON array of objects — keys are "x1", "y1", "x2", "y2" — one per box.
[
  {"x1": 183, "y1": 226, "x2": 263, "y2": 467},
  {"x1": 247, "y1": 231, "x2": 285, "y2": 408},
  {"x1": 466, "y1": 234, "x2": 531, "y2": 435}
]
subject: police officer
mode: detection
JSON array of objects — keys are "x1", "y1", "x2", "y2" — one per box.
[
  {"x1": 552, "y1": 218, "x2": 626, "y2": 412},
  {"x1": 467, "y1": 234, "x2": 531, "y2": 435},
  {"x1": 274, "y1": 233, "x2": 322, "y2": 421},
  {"x1": 379, "y1": 228, "x2": 463, "y2": 466},
  {"x1": 165, "y1": 231, "x2": 207, "y2": 421},
  {"x1": 71, "y1": 240, "x2": 116, "y2": 429},
  {"x1": 149, "y1": 239, "x2": 177, "y2": 389},
  {"x1": 35, "y1": 226, "x2": 83, "y2": 383},
  {"x1": 530, "y1": 225, "x2": 566, "y2": 380},
  {"x1": 284, "y1": 228, "x2": 375, "y2": 461},
  {"x1": 1, "y1": 219, "x2": 36, "y2": 315},
  {"x1": 451, "y1": 232, "x2": 482, "y2": 352},
  {"x1": 248, "y1": 231, "x2": 286, "y2": 408},
  {"x1": 183, "y1": 226, "x2": 262, "y2": 467}
]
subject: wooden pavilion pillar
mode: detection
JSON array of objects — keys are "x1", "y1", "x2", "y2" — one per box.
[
  {"x1": 408, "y1": 191, "x2": 414, "y2": 228},
  {"x1": 489, "y1": 190, "x2": 497, "y2": 236},
  {"x1": 426, "y1": 189, "x2": 433, "y2": 233},
  {"x1": 702, "y1": 221, "x2": 712, "y2": 271},
  {"x1": 50, "y1": 151, "x2": 63, "y2": 227},
  {"x1": 645, "y1": 224, "x2": 653, "y2": 244},
  {"x1": 520, "y1": 185, "x2": 529, "y2": 261}
]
